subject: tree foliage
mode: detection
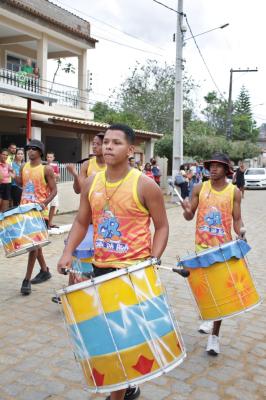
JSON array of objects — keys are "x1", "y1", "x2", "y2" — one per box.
[
  {"x1": 91, "y1": 61, "x2": 260, "y2": 165},
  {"x1": 114, "y1": 59, "x2": 196, "y2": 134}
]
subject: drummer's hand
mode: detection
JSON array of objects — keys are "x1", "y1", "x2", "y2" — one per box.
[
  {"x1": 181, "y1": 197, "x2": 191, "y2": 213},
  {"x1": 66, "y1": 164, "x2": 77, "y2": 176},
  {"x1": 57, "y1": 253, "x2": 72, "y2": 274},
  {"x1": 39, "y1": 202, "x2": 46, "y2": 210}
]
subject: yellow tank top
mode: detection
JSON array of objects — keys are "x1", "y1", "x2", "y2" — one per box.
[
  {"x1": 86, "y1": 157, "x2": 106, "y2": 177},
  {"x1": 89, "y1": 168, "x2": 151, "y2": 268},
  {"x1": 21, "y1": 162, "x2": 49, "y2": 218},
  {"x1": 195, "y1": 180, "x2": 234, "y2": 250}
]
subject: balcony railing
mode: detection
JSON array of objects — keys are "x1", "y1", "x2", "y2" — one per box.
[{"x1": 0, "y1": 67, "x2": 88, "y2": 109}]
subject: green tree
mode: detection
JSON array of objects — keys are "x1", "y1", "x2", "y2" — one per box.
[
  {"x1": 91, "y1": 101, "x2": 147, "y2": 129},
  {"x1": 232, "y1": 86, "x2": 259, "y2": 142},
  {"x1": 202, "y1": 91, "x2": 227, "y2": 135},
  {"x1": 115, "y1": 59, "x2": 196, "y2": 134}
]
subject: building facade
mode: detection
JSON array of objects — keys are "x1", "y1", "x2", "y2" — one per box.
[{"x1": 0, "y1": 0, "x2": 162, "y2": 162}]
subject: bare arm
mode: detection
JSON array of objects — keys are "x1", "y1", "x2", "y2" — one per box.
[
  {"x1": 181, "y1": 183, "x2": 202, "y2": 220},
  {"x1": 139, "y1": 175, "x2": 169, "y2": 259},
  {"x1": 67, "y1": 161, "x2": 89, "y2": 194},
  {"x1": 43, "y1": 165, "x2": 57, "y2": 207},
  {"x1": 232, "y1": 187, "x2": 243, "y2": 236},
  {"x1": 57, "y1": 177, "x2": 92, "y2": 272}
]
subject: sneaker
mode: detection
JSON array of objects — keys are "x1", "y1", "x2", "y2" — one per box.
[
  {"x1": 51, "y1": 296, "x2": 61, "y2": 304},
  {"x1": 198, "y1": 321, "x2": 213, "y2": 334},
  {"x1": 31, "y1": 268, "x2": 52, "y2": 284},
  {"x1": 206, "y1": 334, "x2": 220, "y2": 356},
  {"x1": 21, "y1": 279, "x2": 31, "y2": 295},
  {"x1": 105, "y1": 386, "x2": 140, "y2": 400}
]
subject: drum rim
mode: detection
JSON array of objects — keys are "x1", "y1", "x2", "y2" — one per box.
[
  {"x1": 178, "y1": 239, "x2": 251, "y2": 267},
  {"x1": 57, "y1": 258, "x2": 157, "y2": 296},
  {"x1": 82, "y1": 352, "x2": 187, "y2": 393},
  {"x1": 5, "y1": 240, "x2": 50, "y2": 257}
]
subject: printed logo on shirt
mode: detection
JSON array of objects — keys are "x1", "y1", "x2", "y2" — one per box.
[{"x1": 95, "y1": 209, "x2": 129, "y2": 253}]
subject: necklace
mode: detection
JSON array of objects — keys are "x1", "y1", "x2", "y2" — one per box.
[{"x1": 104, "y1": 171, "x2": 129, "y2": 208}]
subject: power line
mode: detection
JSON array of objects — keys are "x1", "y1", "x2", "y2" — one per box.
[
  {"x1": 185, "y1": 15, "x2": 225, "y2": 99},
  {"x1": 94, "y1": 35, "x2": 163, "y2": 56},
  {"x1": 51, "y1": 0, "x2": 166, "y2": 52},
  {"x1": 151, "y1": 0, "x2": 182, "y2": 14}
]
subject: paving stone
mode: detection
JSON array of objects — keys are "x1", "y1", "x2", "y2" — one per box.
[
  {"x1": 192, "y1": 377, "x2": 219, "y2": 391},
  {"x1": 225, "y1": 386, "x2": 259, "y2": 400},
  {"x1": 190, "y1": 390, "x2": 220, "y2": 400}
]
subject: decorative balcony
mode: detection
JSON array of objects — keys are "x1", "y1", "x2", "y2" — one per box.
[{"x1": 0, "y1": 67, "x2": 88, "y2": 109}]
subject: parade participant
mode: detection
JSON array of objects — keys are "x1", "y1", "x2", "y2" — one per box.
[
  {"x1": 18, "y1": 139, "x2": 57, "y2": 295},
  {"x1": 11, "y1": 148, "x2": 24, "y2": 206},
  {"x1": 181, "y1": 152, "x2": 243, "y2": 356},
  {"x1": 66, "y1": 133, "x2": 105, "y2": 194},
  {"x1": 57, "y1": 123, "x2": 169, "y2": 400},
  {"x1": 46, "y1": 151, "x2": 60, "y2": 228},
  {"x1": 0, "y1": 148, "x2": 15, "y2": 212}
]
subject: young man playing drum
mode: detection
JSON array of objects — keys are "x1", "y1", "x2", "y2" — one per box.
[
  {"x1": 181, "y1": 152, "x2": 243, "y2": 356},
  {"x1": 57, "y1": 124, "x2": 169, "y2": 400},
  {"x1": 18, "y1": 139, "x2": 57, "y2": 295}
]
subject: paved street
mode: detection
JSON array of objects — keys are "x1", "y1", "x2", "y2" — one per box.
[{"x1": 0, "y1": 190, "x2": 265, "y2": 400}]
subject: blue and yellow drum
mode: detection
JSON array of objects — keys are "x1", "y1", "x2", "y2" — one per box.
[
  {"x1": 178, "y1": 240, "x2": 262, "y2": 321},
  {"x1": 0, "y1": 203, "x2": 49, "y2": 257},
  {"x1": 57, "y1": 260, "x2": 186, "y2": 393}
]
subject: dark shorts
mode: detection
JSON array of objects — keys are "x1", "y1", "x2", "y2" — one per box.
[
  {"x1": 93, "y1": 265, "x2": 117, "y2": 278},
  {"x1": 0, "y1": 183, "x2": 11, "y2": 200},
  {"x1": 11, "y1": 185, "x2": 22, "y2": 207}
]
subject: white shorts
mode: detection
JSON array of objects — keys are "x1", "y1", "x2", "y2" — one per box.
[{"x1": 49, "y1": 194, "x2": 59, "y2": 208}]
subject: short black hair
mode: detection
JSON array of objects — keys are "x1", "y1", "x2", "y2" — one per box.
[
  {"x1": 95, "y1": 133, "x2": 104, "y2": 142},
  {"x1": 0, "y1": 148, "x2": 8, "y2": 153},
  {"x1": 46, "y1": 151, "x2": 55, "y2": 156},
  {"x1": 107, "y1": 123, "x2": 135, "y2": 144}
]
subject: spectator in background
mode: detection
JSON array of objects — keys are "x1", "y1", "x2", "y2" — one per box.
[
  {"x1": 21, "y1": 58, "x2": 33, "y2": 75},
  {"x1": 175, "y1": 164, "x2": 189, "y2": 199},
  {"x1": 33, "y1": 66, "x2": 40, "y2": 79},
  {"x1": 151, "y1": 158, "x2": 161, "y2": 186},
  {"x1": 128, "y1": 156, "x2": 136, "y2": 168},
  {"x1": 233, "y1": 161, "x2": 246, "y2": 198},
  {"x1": 11, "y1": 148, "x2": 24, "y2": 206},
  {"x1": 7, "y1": 143, "x2": 17, "y2": 164},
  {"x1": 143, "y1": 162, "x2": 154, "y2": 180},
  {"x1": 0, "y1": 148, "x2": 15, "y2": 212},
  {"x1": 46, "y1": 152, "x2": 60, "y2": 229}
]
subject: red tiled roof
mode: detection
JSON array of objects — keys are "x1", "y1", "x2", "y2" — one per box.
[
  {"x1": 49, "y1": 117, "x2": 163, "y2": 139},
  {"x1": 4, "y1": 0, "x2": 97, "y2": 45}
]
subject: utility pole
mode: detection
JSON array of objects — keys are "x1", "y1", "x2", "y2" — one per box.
[
  {"x1": 172, "y1": 0, "x2": 185, "y2": 178},
  {"x1": 226, "y1": 68, "x2": 258, "y2": 139}
]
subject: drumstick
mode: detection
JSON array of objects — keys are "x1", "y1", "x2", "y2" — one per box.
[
  {"x1": 61, "y1": 268, "x2": 93, "y2": 279},
  {"x1": 157, "y1": 264, "x2": 190, "y2": 278},
  {"x1": 168, "y1": 180, "x2": 184, "y2": 203}
]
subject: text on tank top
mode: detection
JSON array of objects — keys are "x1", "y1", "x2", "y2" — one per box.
[
  {"x1": 195, "y1": 180, "x2": 234, "y2": 248},
  {"x1": 89, "y1": 168, "x2": 151, "y2": 268}
]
